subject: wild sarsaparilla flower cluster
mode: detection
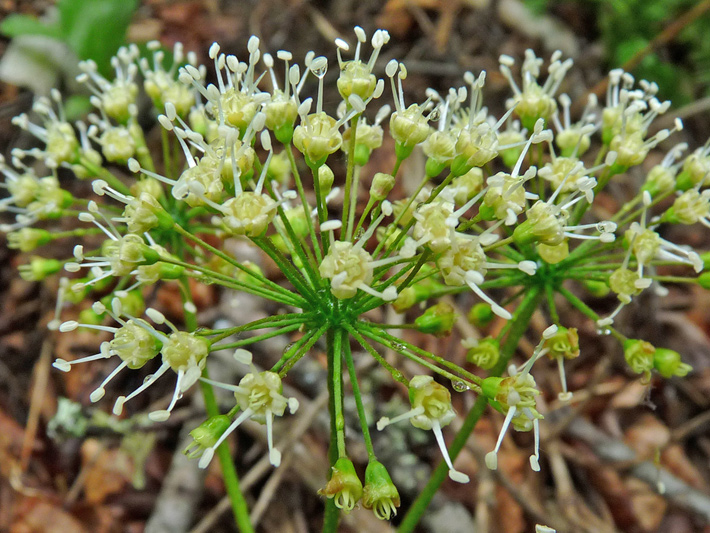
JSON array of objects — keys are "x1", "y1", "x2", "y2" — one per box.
[{"x1": 2, "y1": 26, "x2": 705, "y2": 520}]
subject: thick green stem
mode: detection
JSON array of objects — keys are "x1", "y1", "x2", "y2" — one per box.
[
  {"x1": 323, "y1": 329, "x2": 341, "y2": 533},
  {"x1": 397, "y1": 286, "x2": 543, "y2": 532}
]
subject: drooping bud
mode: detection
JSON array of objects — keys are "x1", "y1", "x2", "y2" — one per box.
[
  {"x1": 653, "y1": 348, "x2": 692, "y2": 378},
  {"x1": 319, "y1": 457, "x2": 363, "y2": 513},
  {"x1": 623, "y1": 339, "x2": 655, "y2": 375},
  {"x1": 362, "y1": 460, "x2": 400, "y2": 520},
  {"x1": 465, "y1": 336, "x2": 500, "y2": 369},
  {"x1": 468, "y1": 302, "x2": 495, "y2": 328},
  {"x1": 184, "y1": 415, "x2": 232, "y2": 459}
]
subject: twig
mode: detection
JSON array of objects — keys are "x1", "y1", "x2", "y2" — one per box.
[
  {"x1": 558, "y1": 411, "x2": 710, "y2": 522},
  {"x1": 250, "y1": 453, "x2": 293, "y2": 527},
  {"x1": 145, "y1": 416, "x2": 208, "y2": 533},
  {"x1": 21, "y1": 337, "x2": 52, "y2": 471}
]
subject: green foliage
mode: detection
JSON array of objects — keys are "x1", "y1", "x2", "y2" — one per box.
[
  {"x1": 524, "y1": 0, "x2": 710, "y2": 104},
  {"x1": 0, "y1": 0, "x2": 138, "y2": 77}
]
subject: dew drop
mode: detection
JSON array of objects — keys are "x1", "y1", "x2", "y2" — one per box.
[
  {"x1": 452, "y1": 380, "x2": 469, "y2": 392},
  {"x1": 282, "y1": 341, "x2": 296, "y2": 355}
]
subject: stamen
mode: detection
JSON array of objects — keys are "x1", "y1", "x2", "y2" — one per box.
[{"x1": 431, "y1": 419, "x2": 469, "y2": 483}]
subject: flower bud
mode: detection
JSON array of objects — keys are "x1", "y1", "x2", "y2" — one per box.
[
  {"x1": 319, "y1": 241, "x2": 373, "y2": 299},
  {"x1": 319, "y1": 457, "x2": 363, "y2": 513},
  {"x1": 7, "y1": 228, "x2": 52, "y2": 252},
  {"x1": 609, "y1": 267, "x2": 641, "y2": 301},
  {"x1": 445, "y1": 167, "x2": 483, "y2": 206},
  {"x1": 623, "y1": 339, "x2": 655, "y2": 374},
  {"x1": 423, "y1": 131, "x2": 455, "y2": 176},
  {"x1": 370, "y1": 172, "x2": 395, "y2": 201},
  {"x1": 185, "y1": 415, "x2": 232, "y2": 459},
  {"x1": 362, "y1": 460, "x2": 400, "y2": 520},
  {"x1": 390, "y1": 104, "x2": 430, "y2": 159},
  {"x1": 582, "y1": 279, "x2": 610, "y2": 297},
  {"x1": 660, "y1": 189, "x2": 710, "y2": 225},
  {"x1": 338, "y1": 61, "x2": 377, "y2": 101},
  {"x1": 137, "y1": 262, "x2": 185, "y2": 284},
  {"x1": 221, "y1": 193, "x2": 276, "y2": 236},
  {"x1": 414, "y1": 302, "x2": 456, "y2": 337},
  {"x1": 451, "y1": 125, "x2": 499, "y2": 176},
  {"x1": 392, "y1": 286, "x2": 417, "y2": 313},
  {"x1": 653, "y1": 348, "x2": 692, "y2": 378},
  {"x1": 293, "y1": 112, "x2": 343, "y2": 166},
  {"x1": 19, "y1": 257, "x2": 62, "y2": 281},
  {"x1": 318, "y1": 165, "x2": 335, "y2": 195},
  {"x1": 408, "y1": 375, "x2": 455, "y2": 430},
  {"x1": 513, "y1": 201, "x2": 564, "y2": 246},
  {"x1": 124, "y1": 192, "x2": 173, "y2": 234},
  {"x1": 536, "y1": 241, "x2": 569, "y2": 264},
  {"x1": 468, "y1": 302, "x2": 495, "y2": 328},
  {"x1": 100, "y1": 290, "x2": 145, "y2": 318},
  {"x1": 544, "y1": 327, "x2": 579, "y2": 360},
  {"x1": 100, "y1": 127, "x2": 136, "y2": 164},
  {"x1": 642, "y1": 164, "x2": 676, "y2": 197},
  {"x1": 466, "y1": 336, "x2": 500, "y2": 369},
  {"x1": 46, "y1": 122, "x2": 79, "y2": 165},
  {"x1": 264, "y1": 94, "x2": 298, "y2": 144},
  {"x1": 162, "y1": 331, "x2": 210, "y2": 372},
  {"x1": 676, "y1": 149, "x2": 710, "y2": 191}
]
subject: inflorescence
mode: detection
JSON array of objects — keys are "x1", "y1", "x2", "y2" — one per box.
[{"x1": 1, "y1": 27, "x2": 705, "y2": 520}]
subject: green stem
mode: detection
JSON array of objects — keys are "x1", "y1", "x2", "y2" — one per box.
[
  {"x1": 357, "y1": 324, "x2": 480, "y2": 391},
  {"x1": 161, "y1": 127, "x2": 173, "y2": 181},
  {"x1": 211, "y1": 323, "x2": 302, "y2": 351},
  {"x1": 358, "y1": 323, "x2": 483, "y2": 390},
  {"x1": 546, "y1": 283, "x2": 560, "y2": 325},
  {"x1": 164, "y1": 257, "x2": 303, "y2": 307},
  {"x1": 251, "y1": 236, "x2": 321, "y2": 304},
  {"x1": 332, "y1": 329, "x2": 346, "y2": 457},
  {"x1": 353, "y1": 197, "x2": 377, "y2": 239},
  {"x1": 345, "y1": 324, "x2": 408, "y2": 386},
  {"x1": 286, "y1": 144, "x2": 323, "y2": 262},
  {"x1": 347, "y1": 166, "x2": 361, "y2": 242},
  {"x1": 342, "y1": 330, "x2": 376, "y2": 460},
  {"x1": 171, "y1": 223, "x2": 302, "y2": 304},
  {"x1": 391, "y1": 157, "x2": 403, "y2": 178},
  {"x1": 323, "y1": 329, "x2": 341, "y2": 533},
  {"x1": 322, "y1": 499, "x2": 340, "y2": 533},
  {"x1": 79, "y1": 156, "x2": 131, "y2": 196},
  {"x1": 397, "y1": 286, "x2": 543, "y2": 532},
  {"x1": 276, "y1": 324, "x2": 327, "y2": 376},
  {"x1": 342, "y1": 116, "x2": 360, "y2": 238}
]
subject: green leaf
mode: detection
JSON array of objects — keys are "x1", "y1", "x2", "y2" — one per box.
[
  {"x1": 0, "y1": 14, "x2": 62, "y2": 39},
  {"x1": 58, "y1": 0, "x2": 138, "y2": 76}
]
